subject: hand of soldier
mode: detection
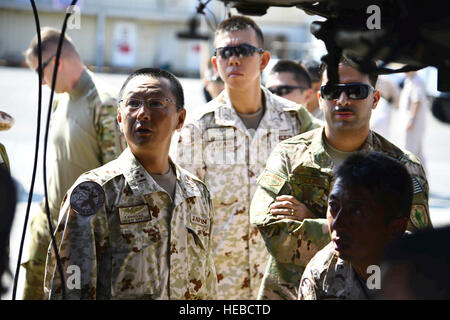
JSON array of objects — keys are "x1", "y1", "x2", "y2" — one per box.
[{"x1": 269, "y1": 195, "x2": 315, "y2": 222}]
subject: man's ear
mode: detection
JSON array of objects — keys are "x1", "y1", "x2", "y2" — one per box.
[
  {"x1": 260, "y1": 50, "x2": 271, "y2": 72},
  {"x1": 317, "y1": 89, "x2": 322, "y2": 102},
  {"x1": 176, "y1": 109, "x2": 186, "y2": 130},
  {"x1": 303, "y1": 88, "x2": 314, "y2": 105},
  {"x1": 211, "y1": 56, "x2": 218, "y2": 73},
  {"x1": 372, "y1": 89, "x2": 381, "y2": 110},
  {"x1": 117, "y1": 108, "x2": 124, "y2": 132},
  {"x1": 55, "y1": 56, "x2": 63, "y2": 71}
]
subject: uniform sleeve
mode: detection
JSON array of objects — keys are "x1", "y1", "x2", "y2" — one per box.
[
  {"x1": 250, "y1": 145, "x2": 331, "y2": 266},
  {"x1": 297, "y1": 105, "x2": 324, "y2": 134},
  {"x1": 174, "y1": 122, "x2": 206, "y2": 181},
  {"x1": 94, "y1": 97, "x2": 126, "y2": 164},
  {"x1": 402, "y1": 156, "x2": 432, "y2": 231},
  {"x1": 298, "y1": 267, "x2": 318, "y2": 300},
  {"x1": 202, "y1": 185, "x2": 218, "y2": 299},
  {"x1": 44, "y1": 183, "x2": 109, "y2": 300}
]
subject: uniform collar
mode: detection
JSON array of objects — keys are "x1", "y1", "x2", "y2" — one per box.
[
  {"x1": 212, "y1": 86, "x2": 293, "y2": 136},
  {"x1": 68, "y1": 68, "x2": 93, "y2": 100},
  {"x1": 306, "y1": 128, "x2": 377, "y2": 171},
  {"x1": 118, "y1": 148, "x2": 201, "y2": 203}
]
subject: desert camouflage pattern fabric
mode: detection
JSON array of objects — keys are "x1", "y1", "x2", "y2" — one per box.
[
  {"x1": 298, "y1": 242, "x2": 378, "y2": 300},
  {"x1": 44, "y1": 148, "x2": 217, "y2": 300},
  {"x1": 23, "y1": 69, "x2": 126, "y2": 300},
  {"x1": 173, "y1": 86, "x2": 322, "y2": 299},
  {"x1": 250, "y1": 127, "x2": 431, "y2": 300},
  {"x1": 0, "y1": 143, "x2": 10, "y2": 172}
]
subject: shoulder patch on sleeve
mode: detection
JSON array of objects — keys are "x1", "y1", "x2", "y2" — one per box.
[
  {"x1": 70, "y1": 181, "x2": 105, "y2": 216},
  {"x1": 411, "y1": 177, "x2": 424, "y2": 194},
  {"x1": 411, "y1": 204, "x2": 428, "y2": 229},
  {"x1": 257, "y1": 169, "x2": 287, "y2": 195}
]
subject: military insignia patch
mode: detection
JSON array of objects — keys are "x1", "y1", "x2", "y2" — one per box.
[
  {"x1": 118, "y1": 204, "x2": 151, "y2": 224},
  {"x1": 190, "y1": 214, "x2": 210, "y2": 228},
  {"x1": 258, "y1": 169, "x2": 286, "y2": 194},
  {"x1": 70, "y1": 181, "x2": 105, "y2": 216},
  {"x1": 411, "y1": 177, "x2": 423, "y2": 194},
  {"x1": 410, "y1": 204, "x2": 428, "y2": 229}
]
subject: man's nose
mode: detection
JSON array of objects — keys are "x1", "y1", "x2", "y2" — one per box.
[
  {"x1": 336, "y1": 91, "x2": 351, "y2": 106},
  {"x1": 332, "y1": 207, "x2": 346, "y2": 230},
  {"x1": 136, "y1": 104, "x2": 151, "y2": 121},
  {"x1": 228, "y1": 54, "x2": 241, "y2": 66}
]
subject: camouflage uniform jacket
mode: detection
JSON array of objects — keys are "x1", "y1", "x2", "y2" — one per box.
[
  {"x1": 298, "y1": 243, "x2": 376, "y2": 300},
  {"x1": 174, "y1": 86, "x2": 322, "y2": 299},
  {"x1": 249, "y1": 127, "x2": 431, "y2": 300},
  {"x1": 44, "y1": 148, "x2": 217, "y2": 300}
]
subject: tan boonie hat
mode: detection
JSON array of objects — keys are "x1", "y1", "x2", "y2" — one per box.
[{"x1": 0, "y1": 110, "x2": 14, "y2": 131}]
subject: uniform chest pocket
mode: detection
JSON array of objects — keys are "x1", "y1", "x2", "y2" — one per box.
[
  {"x1": 186, "y1": 213, "x2": 210, "y2": 252},
  {"x1": 204, "y1": 128, "x2": 236, "y2": 166},
  {"x1": 110, "y1": 204, "x2": 168, "y2": 298},
  {"x1": 185, "y1": 214, "x2": 211, "y2": 298},
  {"x1": 204, "y1": 139, "x2": 236, "y2": 166},
  {"x1": 289, "y1": 170, "x2": 331, "y2": 218},
  {"x1": 116, "y1": 204, "x2": 165, "y2": 252}
]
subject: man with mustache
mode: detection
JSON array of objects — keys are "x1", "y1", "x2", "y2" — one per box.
[
  {"x1": 174, "y1": 16, "x2": 321, "y2": 299},
  {"x1": 44, "y1": 68, "x2": 217, "y2": 299},
  {"x1": 250, "y1": 55, "x2": 431, "y2": 300},
  {"x1": 299, "y1": 152, "x2": 412, "y2": 300}
]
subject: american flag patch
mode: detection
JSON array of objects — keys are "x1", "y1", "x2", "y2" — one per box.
[{"x1": 412, "y1": 177, "x2": 423, "y2": 194}]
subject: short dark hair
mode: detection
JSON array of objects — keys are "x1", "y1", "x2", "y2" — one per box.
[
  {"x1": 303, "y1": 60, "x2": 321, "y2": 83},
  {"x1": 334, "y1": 152, "x2": 413, "y2": 223},
  {"x1": 269, "y1": 60, "x2": 312, "y2": 89},
  {"x1": 215, "y1": 15, "x2": 264, "y2": 48},
  {"x1": 319, "y1": 55, "x2": 378, "y2": 87},
  {"x1": 119, "y1": 68, "x2": 185, "y2": 111}
]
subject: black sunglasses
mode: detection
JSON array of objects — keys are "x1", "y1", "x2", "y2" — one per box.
[
  {"x1": 35, "y1": 54, "x2": 56, "y2": 74},
  {"x1": 268, "y1": 85, "x2": 307, "y2": 96},
  {"x1": 320, "y1": 83, "x2": 374, "y2": 100},
  {"x1": 214, "y1": 43, "x2": 264, "y2": 59}
]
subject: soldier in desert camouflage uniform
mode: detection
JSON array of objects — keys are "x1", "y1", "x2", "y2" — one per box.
[
  {"x1": 0, "y1": 110, "x2": 14, "y2": 172},
  {"x1": 250, "y1": 56, "x2": 431, "y2": 300},
  {"x1": 174, "y1": 16, "x2": 321, "y2": 299},
  {"x1": 44, "y1": 68, "x2": 216, "y2": 299},
  {"x1": 23, "y1": 27, "x2": 125, "y2": 299},
  {"x1": 299, "y1": 152, "x2": 414, "y2": 300}
]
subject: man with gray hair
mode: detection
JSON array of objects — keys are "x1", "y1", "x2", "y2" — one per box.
[{"x1": 23, "y1": 27, "x2": 125, "y2": 299}]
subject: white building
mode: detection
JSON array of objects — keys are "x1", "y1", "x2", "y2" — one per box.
[{"x1": 0, "y1": 0, "x2": 324, "y2": 76}]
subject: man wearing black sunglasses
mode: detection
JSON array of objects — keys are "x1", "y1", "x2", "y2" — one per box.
[
  {"x1": 22, "y1": 27, "x2": 125, "y2": 299},
  {"x1": 266, "y1": 60, "x2": 314, "y2": 113},
  {"x1": 250, "y1": 55, "x2": 431, "y2": 300},
  {"x1": 174, "y1": 15, "x2": 321, "y2": 300}
]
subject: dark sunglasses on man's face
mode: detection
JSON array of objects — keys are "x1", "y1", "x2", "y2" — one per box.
[
  {"x1": 320, "y1": 83, "x2": 374, "y2": 100},
  {"x1": 35, "y1": 54, "x2": 56, "y2": 74},
  {"x1": 268, "y1": 85, "x2": 307, "y2": 96},
  {"x1": 214, "y1": 43, "x2": 264, "y2": 59}
]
